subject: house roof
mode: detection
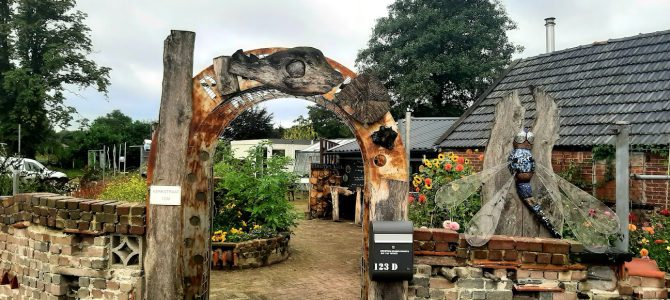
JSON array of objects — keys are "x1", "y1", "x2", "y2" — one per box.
[
  {"x1": 299, "y1": 139, "x2": 355, "y2": 152},
  {"x1": 438, "y1": 29, "x2": 670, "y2": 148},
  {"x1": 328, "y1": 117, "x2": 458, "y2": 153}
]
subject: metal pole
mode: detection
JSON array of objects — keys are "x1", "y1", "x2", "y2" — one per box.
[
  {"x1": 614, "y1": 121, "x2": 630, "y2": 252},
  {"x1": 404, "y1": 108, "x2": 412, "y2": 182},
  {"x1": 17, "y1": 124, "x2": 21, "y2": 155}
]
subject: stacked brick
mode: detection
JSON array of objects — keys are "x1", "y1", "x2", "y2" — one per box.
[
  {"x1": 0, "y1": 193, "x2": 145, "y2": 299},
  {"x1": 1, "y1": 193, "x2": 146, "y2": 235},
  {"x1": 211, "y1": 234, "x2": 290, "y2": 270},
  {"x1": 412, "y1": 228, "x2": 669, "y2": 300}
]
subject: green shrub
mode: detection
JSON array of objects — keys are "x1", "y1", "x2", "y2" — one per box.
[
  {"x1": 212, "y1": 142, "x2": 298, "y2": 239},
  {"x1": 97, "y1": 174, "x2": 147, "y2": 203}
]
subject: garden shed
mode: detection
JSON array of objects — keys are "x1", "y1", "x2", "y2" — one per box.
[{"x1": 437, "y1": 29, "x2": 670, "y2": 208}]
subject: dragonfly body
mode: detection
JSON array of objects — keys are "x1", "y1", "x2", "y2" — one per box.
[{"x1": 508, "y1": 130, "x2": 562, "y2": 237}]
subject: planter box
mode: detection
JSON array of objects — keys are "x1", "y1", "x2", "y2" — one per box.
[{"x1": 211, "y1": 233, "x2": 290, "y2": 269}]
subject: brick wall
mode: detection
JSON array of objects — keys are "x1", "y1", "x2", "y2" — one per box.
[
  {"x1": 442, "y1": 148, "x2": 669, "y2": 207},
  {"x1": 412, "y1": 228, "x2": 668, "y2": 300},
  {"x1": 0, "y1": 193, "x2": 145, "y2": 299}
]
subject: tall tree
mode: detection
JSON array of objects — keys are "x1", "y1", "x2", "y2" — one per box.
[
  {"x1": 221, "y1": 107, "x2": 276, "y2": 140},
  {"x1": 0, "y1": 0, "x2": 110, "y2": 156},
  {"x1": 307, "y1": 106, "x2": 353, "y2": 139},
  {"x1": 356, "y1": 0, "x2": 521, "y2": 118},
  {"x1": 55, "y1": 110, "x2": 151, "y2": 168},
  {"x1": 282, "y1": 116, "x2": 317, "y2": 140}
]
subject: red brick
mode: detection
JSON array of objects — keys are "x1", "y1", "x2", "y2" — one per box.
[
  {"x1": 432, "y1": 229, "x2": 459, "y2": 242},
  {"x1": 435, "y1": 241, "x2": 451, "y2": 252},
  {"x1": 116, "y1": 203, "x2": 132, "y2": 215},
  {"x1": 551, "y1": 254, "x2": 568, "y2": 265},
  {"x1": 129, "y1": 226, "x2": 145, "y2": 235},
  {"x1": 488, "y1": 250, "x2": 503, "y2": 261},
  {"x1": 488, "y1": 236, "x2": 515, "y2": 250},
  {"x1": 541, "y1": 239, "x2": 570, "y2": 254},
  {"x1": 413, "y1": 228, "x2": 432, "y2": 241},
  {"x1": 515, "y1": 237, "x2": 543, "y2": 251},
  {"x1": 503, "y1": 250, "x2": 518, "y2": 261},
  {"x1": 552, "y1": 292, "x2": 577, "y2": 300},
  {"x1": 521, "y1": 252, "x2": 537, "y2": 263},
  {"x1": 536, "y1": 253, "x2": 551, "y2": 264},
  {"x1": 419, "y1": 241, "x2": 435, "y2": 251}
]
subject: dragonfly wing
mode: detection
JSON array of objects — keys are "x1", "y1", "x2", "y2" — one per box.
[
  {"x1": 465, "y1": 177, "x2": 515, "y2": 247},
  {"x1": 435, "y1": 163, "x2": 511, "y2": 211},
  {"x1": 536, "y1": 165, "x2": 620, "y2": 252},
  {"x1": 532, "y1": 166, "x2": 566, "y2": 235}
]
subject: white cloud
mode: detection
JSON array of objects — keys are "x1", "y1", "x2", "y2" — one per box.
[{"x1": 65, "y1": 0, "x2": 670, "y2": 126}]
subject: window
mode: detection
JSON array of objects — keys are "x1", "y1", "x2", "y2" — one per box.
[{"x1": 272, "y1": 149, "x2": 286, "y2": 157}]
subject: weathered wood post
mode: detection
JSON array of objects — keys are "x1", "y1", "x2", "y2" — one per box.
[
  {"x1": 615, "y1": 121, "x2": 630, "y2": 252},
  {"x1": 145, "y1": 30, "x2": 195, "y2": 299}
]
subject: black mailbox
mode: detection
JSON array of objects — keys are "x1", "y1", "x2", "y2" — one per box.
[{"x1": 369, "y1": 221, "x2": 413, "y2": 281}]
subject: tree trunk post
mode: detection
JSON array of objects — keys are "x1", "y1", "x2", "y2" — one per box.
[{"x1": 145, "y1": 30, "x2": 195, "y2": 300}]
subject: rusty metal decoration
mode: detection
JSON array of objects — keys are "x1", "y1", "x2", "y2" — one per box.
[{"x1": 145, "y1": 31, "x2": 409, "y2": 300}]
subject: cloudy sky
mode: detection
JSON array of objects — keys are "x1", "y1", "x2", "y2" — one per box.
[{"x1": 67, "y1": 0, "x2": 670, "y2": 127}]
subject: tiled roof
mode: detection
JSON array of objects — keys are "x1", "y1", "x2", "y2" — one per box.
[
  {"x1": 439, "y1": 29, "x2": 670, "y2": 148},
  {"x1": 328, "y1": 117, "x2": 458, "y2": 153}
]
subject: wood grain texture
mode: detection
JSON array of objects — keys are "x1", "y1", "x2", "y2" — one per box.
[
  {"x1": 145, "y1": 30, "x2": 195, "y2": 300},
  {"x1": 228, "y1": 47, "x2": 343, "y2": 96},
  {"x1": 212, "y1": 56, "x2": 239, "y2": 95},
  {"x1": 529, "y1": 86, "x2": 561, "y2": 236},
  {"x1": 334, "y1": 74, "x2": 390, "y2": 124}
]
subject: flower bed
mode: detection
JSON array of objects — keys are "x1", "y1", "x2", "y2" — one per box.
[{"x1": 211, "y1": 233, "x2": 290, "y2": 269}]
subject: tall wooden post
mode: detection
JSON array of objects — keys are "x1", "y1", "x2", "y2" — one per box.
[
  {"x1": 145, "y1": 30, "x2": 195, "y2": 300},
  {"x1": 615, "y1": 121, "x2": 630, "y2": 252}
]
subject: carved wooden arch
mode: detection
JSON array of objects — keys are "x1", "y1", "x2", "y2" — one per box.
[{"x1": 145, "y1": 32, "x2": 409, "y2": 300}]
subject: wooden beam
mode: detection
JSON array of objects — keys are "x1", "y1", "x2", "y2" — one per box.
[
  {"x1": 614, "y1": 121, "x2": 630, "y2": 252},
  {"x1": 145, "y1": 30, "x2": 195, "y2": 300},
  {"x1": 212, "y1": 56, "x2": 239, "y2": 95},
  {"x1": 330, "y1": 186, "x2": 353, "y2": 221}
]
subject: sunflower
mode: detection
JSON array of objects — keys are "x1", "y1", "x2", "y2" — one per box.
[{"x1": 438, "y1": 153, "x2": 446, "y2": 160}]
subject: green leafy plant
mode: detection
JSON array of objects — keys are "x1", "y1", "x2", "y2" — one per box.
[
  {"x1": 212, "y1": 142, "x2": 298, "y2": 241},
  {"x1": 97, "y1": 174, "x2": 147, "y2": 203},
  {"x1": 409, "y1": 151, "x2": 482, "y2": 230}
]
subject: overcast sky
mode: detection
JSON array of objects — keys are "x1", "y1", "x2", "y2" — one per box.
[{"x1": 66, "y1": 0, "x2": 670, "y2": 128}]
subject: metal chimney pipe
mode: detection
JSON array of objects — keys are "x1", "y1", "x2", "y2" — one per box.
[{"x1": 545, "y1": 17, "x2": 556, "y2": 53}]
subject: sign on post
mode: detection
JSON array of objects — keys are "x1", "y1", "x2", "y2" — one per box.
[{"x1": 149, "y1": 185, "x2": 182, "y2": 206}]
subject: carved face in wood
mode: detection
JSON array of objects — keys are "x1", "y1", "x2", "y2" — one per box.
[{"x1": 229, "y1": 47, "x2": 344, "y2": 96}]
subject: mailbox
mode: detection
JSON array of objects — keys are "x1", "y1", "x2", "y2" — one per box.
[{"x1": 369, "y1": 221, "x2": 413, "y2": 281}]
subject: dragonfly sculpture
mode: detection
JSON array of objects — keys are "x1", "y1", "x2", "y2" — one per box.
[{"x1": 435, "y1": 128, "x2": 620, "y2": 253}]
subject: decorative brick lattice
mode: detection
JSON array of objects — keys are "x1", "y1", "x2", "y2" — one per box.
[{"x1": 111, "y1": 234, "x2": 143, "y2": 267}]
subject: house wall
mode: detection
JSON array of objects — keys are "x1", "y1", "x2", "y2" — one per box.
[
  {"x1": 230, "y1": 139, "x2": 312, "y2": 172},
  {"x1": 442, "y1": 148, "x2": 669, "y2": 207}
]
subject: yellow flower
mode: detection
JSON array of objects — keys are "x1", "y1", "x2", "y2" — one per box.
[
  {"x1": 438, "y1": 153, "x2": 446, "y2": 160},
  {"x1": 465, "y1": 159, "x2": 471, "y2": 165},
  {"x1": 640, "y1": 238, "x2": 649, "y2": 245},
  {"x1": 432, "y1": 159, "x2": 440, "y2": 168},
  {"x1": 254, "y1": 224, "x2": 261, "y2": 229},
  {"x1": 666, "y1": 246, "x2": 670, "y2": 252},
  {"x1": 241, "y1": 221, "x2": 247, "y2": 227},
  {"x1": 446, "y1": 152, "x2": 455, "y2": 158},
  {"x1": 425, "y1": 183, "x2": 432, "y2": 190},
  {"x1": 214, "y1": 230, "x2": 223, "y2": 235},
  {"x1": 423, "y1": 159, "x2": 433, "y2": 168},
  {"x1": 474, "y1": 149, "x2": 479, "y2": 152}
]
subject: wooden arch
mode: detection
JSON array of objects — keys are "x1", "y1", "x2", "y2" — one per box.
[{"x1": 145, "y1": 31, "x2": 409, "y2": 300}]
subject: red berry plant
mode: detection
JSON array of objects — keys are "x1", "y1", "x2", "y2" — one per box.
[{"x1": 408, "y1": 151, "x2": 482, "y2": 231}]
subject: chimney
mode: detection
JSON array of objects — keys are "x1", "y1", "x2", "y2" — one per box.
[{"x1": 545, "y1": 17, "x2": 556, "y2": 53}]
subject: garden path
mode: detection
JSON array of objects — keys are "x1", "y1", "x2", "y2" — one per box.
[{"x1": 209, "y1": 199, "x2": 362, "y2": 300}]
